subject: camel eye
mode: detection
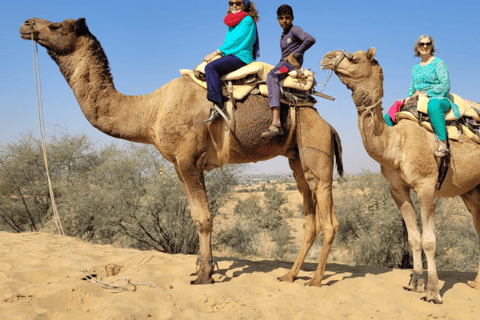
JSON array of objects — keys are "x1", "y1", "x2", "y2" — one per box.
[{"x1": 49, "y1": 25, "x2": 60, "y2": 31}]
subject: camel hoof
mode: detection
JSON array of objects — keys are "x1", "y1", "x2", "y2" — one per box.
[
  {"x1": 190, "y1": 275, "x2": 214, "y2": 285},
  {"x1": 277, "y1": 275, "x2": 295, "y2": 283},
  {"x1": 305, "y1": 280, "x2": 322, "y2": 287},
  {"x1": 421, "y1": 296, "x2": 443, "y2": 305}
]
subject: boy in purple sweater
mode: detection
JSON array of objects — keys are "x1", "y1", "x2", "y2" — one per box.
[{"x1": 262, "y1": 4, "x2": 316, "y2": 137}]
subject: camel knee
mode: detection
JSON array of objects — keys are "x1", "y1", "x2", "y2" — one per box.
[
  {"x1": 422, "y1": 240, "x2": 436, "y2": 254},
  {"x1": 194, "y1": 218, "x2": 213, "y2": 234},
  {"x1": 321, "y1": 224, "x2": 337, "y2": 244}
]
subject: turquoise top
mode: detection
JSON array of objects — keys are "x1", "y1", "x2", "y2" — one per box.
[
  {"x1": 407, "y1": 57, "x2": 459, "y2": 117},
  {"x1": 219, "y1": 15, "x2": 256, "y2": 64}
]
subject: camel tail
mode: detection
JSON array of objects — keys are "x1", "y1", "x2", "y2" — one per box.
[{"x1": 332, "y1": 127, "x2": 344, "y2": 178}]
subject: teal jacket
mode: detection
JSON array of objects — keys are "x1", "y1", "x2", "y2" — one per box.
[
  {"x1": 407, "y1": 57, "x2": 459, "y2": 117},
  {"x1": 219, "y1": 15, "x2": 256, "y2": 64}
]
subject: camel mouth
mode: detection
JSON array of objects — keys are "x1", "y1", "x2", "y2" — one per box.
[
  {"x1": 320, "y1": 62, "x2": 334, "y2": 70},
  {"x1": 20, "y1": 32, "x2": 34, "y2": 40}
]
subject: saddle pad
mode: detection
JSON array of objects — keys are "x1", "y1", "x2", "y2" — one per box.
[
  {"x1": 190, "y1": 56, "x2": 315, "y2": 92},
  {"x1": 417, "y1": 94, "x2": 480, "y2": 121},
  {"x1": 420, "y1": 122, "x2": 461, "y2": 141},
  {"x1": 258, "y1": 84, "x2": 315, "y2": 107},
  {"x1": 179, "y1": 69, "x2": 256, "y2": 100},
  {"x1": 396, "y1": 112, "x2": 479, "y2": 144}
]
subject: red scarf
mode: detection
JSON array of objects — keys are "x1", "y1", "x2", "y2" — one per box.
[{"x1": 224, "y1": 11, "x2": 248, "y2": 27}]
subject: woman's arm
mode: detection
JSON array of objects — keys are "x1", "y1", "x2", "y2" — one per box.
[{"x1": 407, "y1": 73, "x2": 416, "y2": 97}]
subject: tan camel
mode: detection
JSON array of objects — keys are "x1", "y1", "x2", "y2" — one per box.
[
  {"x1": 320, "y1": 47, "x2": 480, "y2": 304},
  {"x1": 20, "y1": 17, "x2": 344, "y2": 286}
]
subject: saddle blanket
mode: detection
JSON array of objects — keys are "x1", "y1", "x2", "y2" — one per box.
[
  {"x1": 395, "y1": 93, "x2": 480, "y2": 144},
  {"x1": 179, "y1": 55, "x2": 316, "y2": 106}
]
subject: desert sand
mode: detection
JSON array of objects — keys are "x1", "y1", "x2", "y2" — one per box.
[{"x1": 1, "y1": 231, "x2": 479, "y2": 320}]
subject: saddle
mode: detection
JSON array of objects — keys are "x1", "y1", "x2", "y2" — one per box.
[
  {"x1": 395, "y1": 94, "x2": 480, "y2": 144},
  {"x1": 179, "y1": 55, "x2": 319, "y2": 107}
]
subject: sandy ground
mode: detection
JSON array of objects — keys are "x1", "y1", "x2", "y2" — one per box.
[{"x1": 1, "y1": 231, "x2": 479, "y2": 320}]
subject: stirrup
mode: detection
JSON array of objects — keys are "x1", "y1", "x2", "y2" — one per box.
[
  {"x1": 204, "y1": 108, "x2": 220, "y2": 123},
  {"x1": 261, "y1": 123, "x2": 284, "y2": 137},
  {"x1": 433, "y1": 146, "x2": 450, "y2": 158}
]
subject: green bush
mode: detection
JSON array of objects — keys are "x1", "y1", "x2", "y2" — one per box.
[
  {"x1": 0, "y1": 133, "x2": 244, "y2": 255},
  {"x1": 335, "y1": 171, "x2": 479, "y2": 272}
]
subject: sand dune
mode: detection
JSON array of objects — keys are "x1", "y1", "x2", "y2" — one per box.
[{"x1": 1, "y1": 231, "x2": 479, "y2": 320}]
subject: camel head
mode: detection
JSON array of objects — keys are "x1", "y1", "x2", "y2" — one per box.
[
  {"x1": 321, "y1": 48, "x2": 383, "y2": 103},
  {"x1": 20, "y1": 18, "x2": 89, "y2": 54},
  {"x1": 321, "y1": 48, "x2": 378, "y2": 80}
]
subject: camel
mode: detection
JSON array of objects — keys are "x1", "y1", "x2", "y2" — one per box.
[
  {"x1": 320, "y1": 48, "x2": 480, "y2": 304},
  {"x1": 19, "y1": 17, "x2": 344, "y2": 286}
]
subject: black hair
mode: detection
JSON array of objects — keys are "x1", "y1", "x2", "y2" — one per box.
[{"x1": 277, "y1": 4, "x2": 293, "y2": 17}]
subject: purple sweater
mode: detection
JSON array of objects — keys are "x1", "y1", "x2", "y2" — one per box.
[{"x1": 279, "y1": 25, "x2": 316, "y2": 67}]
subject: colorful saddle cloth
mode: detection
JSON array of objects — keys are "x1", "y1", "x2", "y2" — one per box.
[
  {"x1": 179, "y1": 55, "x2": 317, "y2": 106},
  {"x1": 395, "y1": 94, "x2": 480, "y2": 143}
]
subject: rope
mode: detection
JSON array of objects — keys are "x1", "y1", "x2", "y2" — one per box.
[
  {"x1": 357, "y1": 99, "x2": 382, "y2": 130},
  {"x1": 30, "y1": 37, "x2": 155, "y2": 293},
  {"x1": 315, "y1": 69, "x2": 333, "y2": 93}
]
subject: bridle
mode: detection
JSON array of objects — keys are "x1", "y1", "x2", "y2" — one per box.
[{"x1": 331, "y1": 50, "x2": 354, "y2": 70}]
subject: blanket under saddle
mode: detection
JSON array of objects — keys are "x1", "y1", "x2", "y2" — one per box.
[
  {"x1": 179, "y1": 55, "x2": 317, "y2": 106},
  {"x1": 395, "y1": 94, "x2": 480, "y2": 144}
]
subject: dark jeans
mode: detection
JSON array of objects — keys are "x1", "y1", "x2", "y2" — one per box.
[
  {"x1": 266, "y1": 61, "x2": 296, "y2": 109},
  {"x1": 205, "y1": 55, "x2": 246, "y2": 106}
]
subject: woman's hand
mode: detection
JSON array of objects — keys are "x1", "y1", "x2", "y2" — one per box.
[
  {"x1": 203, "y1": 50, "x2": 221, "y2": 63},
  {"x1": 411, "y1": 91, "x2": 427, "y2": 99},
  {"x1": 284, "y1": 52, "x2": 300, "y2": 69}
]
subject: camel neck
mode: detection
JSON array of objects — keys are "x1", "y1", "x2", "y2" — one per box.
[
  {"x1": 48, "y1": 35, "x2": 154, "y2": 144},
  {"x1": 349, "y1": 75, "x2": 398, "y2": 168}
]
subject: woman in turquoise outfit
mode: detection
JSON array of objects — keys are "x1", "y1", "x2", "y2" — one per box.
[
  {"x1": 386, "y1": 35, "x2": 458, "y2": 157},
  {"x1": 203, "y1": 0, "x2": 260, "y2": 123},
  {"x1": 408, "y1": 35, "x2": 459, "y2": 157}
]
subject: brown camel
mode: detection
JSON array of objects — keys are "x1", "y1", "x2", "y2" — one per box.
[
  {"x1": 321, "y1": 48, "x2": 480, "y2": 303},
  {"x1": 20, "y1": 17, "x2": 344, "y2": 286}
]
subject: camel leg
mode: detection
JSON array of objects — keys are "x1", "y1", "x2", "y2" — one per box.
[
  {"x1": 417, "y1": 185, "x2": 443, "y2": 304},
  {"x1": 174, "y1": 162, "x2": 214, "y2": 285},
  {"x1": 460, "y1": 186, "x2": 480, "y2": 290},
  {"x1": 306, "y1": 173, "x2": 337, "y2": 287},
  {"x1": 389, "y1": 183, "x2": 425, "y2": 293},
  {"x1": 277, "y1": 157, "x2": 317, "y2": 283}
]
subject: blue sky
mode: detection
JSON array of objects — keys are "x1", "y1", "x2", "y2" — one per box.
[{"x1": 1, "y1": 0, "x2": 479, "y2": 174}]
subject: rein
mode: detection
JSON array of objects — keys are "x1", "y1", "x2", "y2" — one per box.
[
  {"x1": 317, "y1": 50, "x2": 354, "y2": 93},
  {"x1": 30, "y1": 35, "x2": 155, "y2": 293}
]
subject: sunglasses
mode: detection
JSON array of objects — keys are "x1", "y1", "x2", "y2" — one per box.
[
  {"x1": 229, "y1": 1, "x2": 243, "y2": 6},
  {"x1": 419, "y1": 42, "x2": 432, "y2": 47}
]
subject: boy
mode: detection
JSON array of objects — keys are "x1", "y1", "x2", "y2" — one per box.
[{"x1": 262, "y1": 4, "x2": 316, "y2": 137}]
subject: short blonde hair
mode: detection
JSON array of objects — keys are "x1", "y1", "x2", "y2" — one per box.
[{"x1": 413, "y1": 35, "x2": 437, "y2": 57}]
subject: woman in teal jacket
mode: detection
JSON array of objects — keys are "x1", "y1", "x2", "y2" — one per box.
[
  {"x1": 404, "y1": 35, "x2": 458, "y2": 157},
  {"x1": 203, "y1": 0, "x2": 260, "y2": 123}
]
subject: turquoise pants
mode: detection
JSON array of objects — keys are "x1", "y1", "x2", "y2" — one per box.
[
  {"x1": 427, "y1": 98, "x2": 451, "y2": 141},
  {"x1": 384, "y1": 98, "x2": 450, "y2": 140}
]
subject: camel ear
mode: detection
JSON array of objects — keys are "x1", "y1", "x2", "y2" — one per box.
[
  {"x1": 367, "y1": 47, "x2": 376, "y2": 60},
  {"x1": 75, "y1": 18, "x2": 89, "y2": 35}
]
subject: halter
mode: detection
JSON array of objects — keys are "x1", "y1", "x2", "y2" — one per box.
[{"x1": 331, "y1": 50, "x2": 354, "y2": 70}]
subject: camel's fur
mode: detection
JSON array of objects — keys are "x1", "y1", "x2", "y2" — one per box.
[
  {"x1": 321, "y1": 48, "x2": 480, "y2": 304},
  {"x1": 20, "y1": 17, "x2": 344, "y2": 286}
]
